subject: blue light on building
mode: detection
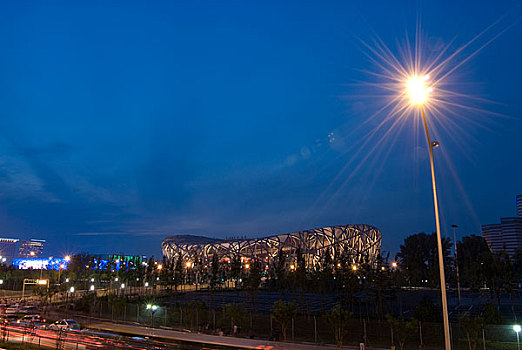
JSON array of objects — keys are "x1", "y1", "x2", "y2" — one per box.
[{"x1": 12, "y1": 257, "x2": 69, "y2": 270}]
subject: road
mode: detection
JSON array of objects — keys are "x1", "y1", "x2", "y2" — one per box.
[{"x1": 85, "y1": 320, "x2": 381, "y2": 350}]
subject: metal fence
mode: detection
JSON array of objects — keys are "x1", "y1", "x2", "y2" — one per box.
[{"x1": 68, "y1": 299, "x2": 522, "y2": 350}]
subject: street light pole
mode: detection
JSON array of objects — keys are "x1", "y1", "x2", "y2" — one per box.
[
  {"x1": 452, "y1": 224, "x2": 461, "y2": 304},
  {"x1": 420, "y1": 106, "x2": 451, "y2": 350},
  {"x1": 514, "y1": 325, "x2": 521, "y2": 350},
  {"x1": 146, "y1": 304, "x2": 158, "y2": 328}
]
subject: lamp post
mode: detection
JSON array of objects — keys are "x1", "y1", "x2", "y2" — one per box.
[
  {"x1": 407, "y1": 75, "x2": 451, "y2": 350},
  {"x1": 146, "y1": 304, "x2": 159, "y2": 328},
  {"x1": 514, "y1": 325, "x2": 521, "y2": 350},
  {"x1": 452, "y1": 224, "x2": 461, "y2": 304}
]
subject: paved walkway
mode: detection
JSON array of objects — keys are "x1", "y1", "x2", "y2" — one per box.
[{"x1": 86, "y1": 321, "x2": 376, "y2": 350}]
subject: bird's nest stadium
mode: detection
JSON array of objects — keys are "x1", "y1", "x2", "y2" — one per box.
[{"x1": 162, "y1": 225, "x2": 382, "y2": 270}]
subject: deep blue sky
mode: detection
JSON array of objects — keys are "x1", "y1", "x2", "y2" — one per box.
[{"x1": 0, "y1": 1, "x2": 521, "y2": 258}]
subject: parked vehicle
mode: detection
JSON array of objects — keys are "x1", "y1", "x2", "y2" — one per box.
[{"x1": 49, "y1": 319, "x2": 80, "y2": 330}]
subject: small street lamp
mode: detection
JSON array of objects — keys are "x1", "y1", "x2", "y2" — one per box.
[{"x1": 146, "y1": 304, "x2": 159, "y2": 328}]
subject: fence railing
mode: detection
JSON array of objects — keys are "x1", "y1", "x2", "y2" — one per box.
[{"x1": 59, "y1": 300, "x2": 522, "y2": 350}]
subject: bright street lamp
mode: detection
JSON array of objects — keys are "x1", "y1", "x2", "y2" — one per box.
[{"x1": 407, "y1": 75, "x2": 451, "y2": 350}]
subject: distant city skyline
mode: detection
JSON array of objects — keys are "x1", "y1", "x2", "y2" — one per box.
[
  {"x1": 482, "y1": 194, "x2": 522, "y2": 258},
  {"x1": 0, "y1": 1, "x2": 521, "y2": 258}
]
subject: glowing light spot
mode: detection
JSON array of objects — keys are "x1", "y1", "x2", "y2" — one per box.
[{"x1": 407, "y1": 75, "x2": 432, "y2": 105}]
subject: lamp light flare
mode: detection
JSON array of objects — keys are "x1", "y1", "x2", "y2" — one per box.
[{"x1": 407, "y1": 75, "x2": 432, "y2": 105}]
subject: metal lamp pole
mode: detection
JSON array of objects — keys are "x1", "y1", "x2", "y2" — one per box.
[
  {"x1": 420, "y1": 106, "x2": 451, "y2": 350},
  {"x1": 514, "y1": 325, "x2": 521, "y2": 350},
  {"x1": 452, "y1": 224, "x2": 461, "y2": 304}
]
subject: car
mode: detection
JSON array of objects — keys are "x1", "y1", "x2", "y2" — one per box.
[
  {"x1": 1, "y1": 314, "x2": 19, "y2": 323},
  {"x1": 17, "y1": 315, "x2": 46, "y2": 327},
  {"x1": 5, "y1": 305, "x2": 23, "y2": 314},
  {"x1": 49, "y1": 319, "x2": 80, "y2": 331},
  {"x1": 20, "y1": 306, "x2": 39, "y2": 314}
]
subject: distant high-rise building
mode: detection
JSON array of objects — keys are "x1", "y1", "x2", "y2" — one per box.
[
  {"x1": 0, "y1": 238, "x2": 19, "y2": 264},
  {"x1": 18, "y1": 239, "x2": 45, "y2": 259},
  {"x1": 482, "y1": 195, "x2": 522, "y2": 258}
]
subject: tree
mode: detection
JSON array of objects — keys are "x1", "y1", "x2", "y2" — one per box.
[
  {"x1": 457, "y1": 235, "x2": 492, "y2": 290},
  {"x1": 482, "y1": 303, "x2": 503, "y2": 325},
  {"x1": 230, "y1": 255, "x2": 241, "y2": 288},
  {"x1": 272, "y1": 300, "x2": 297, "y2": 341},
  {"x1": 210, "y1": 254, "x2": 220, "y2": 290},
  {"x1": 69, "y1": 253, "x2": 93, "y2": 278},
  {"x1": 245, "y1": 260, "x2": 262, "y2": 290},
  {"x1": 294, "y1": 247, "x2": 307, "y2": 290},
  {"x1": 513, "y1": 249, "x2": 522, "y2": 283},
  {"x1": 327, "y1": 305, "x2": 352, "y2": 348},
  {"x1": 459, "y1": 313, "x2": 484, "y2": 350},
  {"x1": 414, "y1": 296, "x2": 441, "y2": 323},
  {"x1": 173, "y1": 257, "x2": 184, "y2": 290},
  {"x1": 486, "y1": 251, "x2": 513, "y2": 306},
  {"x1": 316, "y1": 249, "x2": 334, "y2": 293},
  {"x1": 397, "y1": 232, "x2": 451, "y2": 287},
  {"x1": 273, "y1": 249, "x2": 287, "y2": 290},
  {"x1": 221, "y1": 303, "x2": 247, "y2": 334},
  {"x1": 386, "y1": 315, "x2": 417, "y2": 350}
]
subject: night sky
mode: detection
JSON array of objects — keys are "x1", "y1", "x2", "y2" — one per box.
[{"x1": 0, "y1": 1, "x2": 521, "y2": 258}]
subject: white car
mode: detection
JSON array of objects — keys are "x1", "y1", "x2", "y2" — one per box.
[{"x1": 49, "y1": 319, "x2": 80, "y2": 331}]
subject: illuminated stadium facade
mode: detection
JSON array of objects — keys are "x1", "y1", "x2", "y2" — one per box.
[{"x1": 162, "y1": 225, "x2": 382, "y2": 270}]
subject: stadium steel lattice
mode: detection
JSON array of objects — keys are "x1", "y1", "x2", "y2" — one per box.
[{"x1": 162, "y1": 225, "x2": 382, "y2": 270}]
